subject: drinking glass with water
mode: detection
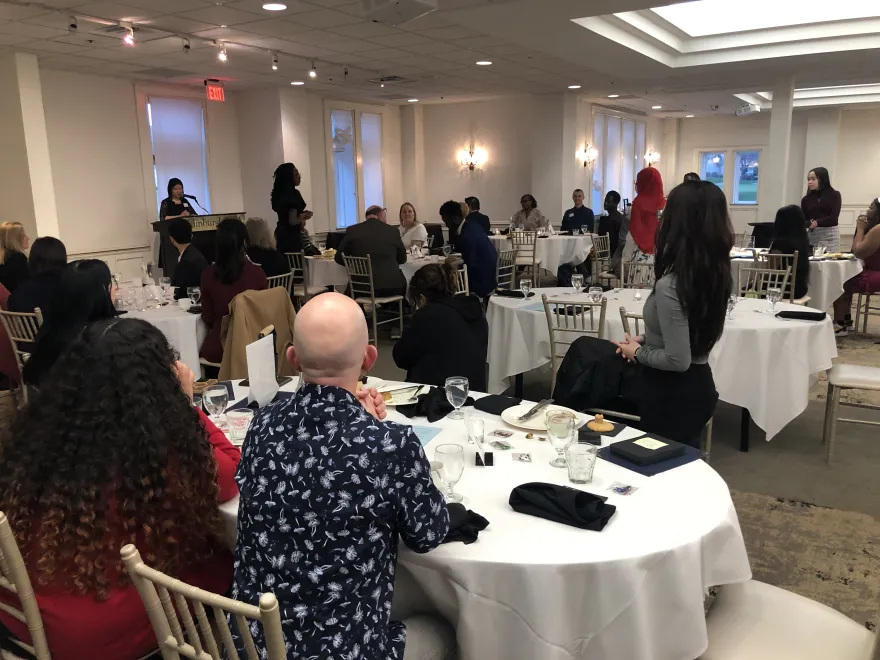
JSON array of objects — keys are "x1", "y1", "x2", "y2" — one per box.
[
  {"x1": 445, "y1": 376, "x2": 469, "y2": 420},
  {"x1": 520, "y1": 278, "x2": 532, "y2": 298},
  {"x1": 767, "y1": 287, "x2": 782, "y2": 313},
  {"x1": 571, "y1": 274, "x2": 584, "y2": 294},
  {"x1": 203, "y1": 385, "x2": 229, "y2": 425},
  {"x1": 588, "y1": 286, "x2": 603, "y2": 303}
]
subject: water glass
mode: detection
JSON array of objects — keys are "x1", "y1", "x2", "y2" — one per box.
[
  {"x1": 572, "y1": 228, "x2": 581, "y2": 236},
  {"x1": 187, "y1": 286, "x2": 201, "y2": 305},
  {"x1": 813, "y1": 245, "x2": 826, "y2": 258},
  {"x1": 565, "y1": 443, "x2": 598, "y2": 484},
  {"x1": 726, "y1": 294, "x2": 738, "y2": 319},
  {"x1": 434, "y1": 444, "x2": 464, "y2": 503},
  {"x1": 159, "y1": 276, "x2": 172, "y2": 302},
  {"x1": 546, "y1": 410, "x2": 576, "y2": 468},
  {"x1": 520, "y1": 278, "x2": 532, "y2": 298},
  {"x1": 747, "y1": 236, "x2": 756, "y2": 249},
  {"x1": 588, "y1": 286, "x2": 603, "y2": 303},
  {"x1": 226, "y1": 409, "x2": 255, "y2": 444},
  {"x1": 203, "y1": 385, "x2": 229, "y2": 424},
  {"x1": 581, "y1": 225, "x2": 590, "y2": 235},
  {"x1": 134, "y1": 287, "x2": 148, "y2": 312},
  {"x1": 467, "y1": 416, "x2": 484, "y2": 446},
  {"x1": 767, "y1": 287, "x2": 782, "y2": 312},
  {"x1": 445, "y1": 376, "x2": 469, "y2": 420},
  {"x1": 442, "y1": 244, "x2": 453, "y2": 257},
  {"x1": 633, "y1": 289, "x2": 643, "y2": 302}
]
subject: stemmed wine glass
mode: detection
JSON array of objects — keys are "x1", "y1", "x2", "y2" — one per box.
[
  {"x1": 442, "y1": 244, "x2": 453, "y2": 257},
  {"x1": 187, "y1": 286, "x2": 201, "y2": 305},
  {"x1": 434, "y1": 444, "x2": 464, "y2": 503},
  {"x1": 546, "y1": 410, "x2": 576, "y2": 468},
  {"x1": 445, "y1": 376, "x2": 469, "y2": 420},
  {"x1": 203, "y1": 385, "x2": 229, "y2": 425},
  {"x1": 766, "y1": 287, "x2": 782, "y2": 313},
  {"x1": 726, "y1": 293, "x2": 738, "y2": 320},
  {"x1": 571, "y1": 274, "x2": 584, "y2": 295},
  {"x1": 520, "y1": 278, "x2": 532, "y2": 299},
  {"x1": 159, "y1": 277, "x2": 172, "y2": 303}
]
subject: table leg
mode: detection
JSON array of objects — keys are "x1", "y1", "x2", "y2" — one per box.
[
  {"x1": 739, "y1": 408, "x2": 750, "y2": 452},
  {"x1": 514, "y1": 373, "x2": 524, "y2": 399}
]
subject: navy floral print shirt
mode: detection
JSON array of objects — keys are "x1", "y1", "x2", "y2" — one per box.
[{"x1": 232, "y1": 383, "x2": 450, "y2": 659}]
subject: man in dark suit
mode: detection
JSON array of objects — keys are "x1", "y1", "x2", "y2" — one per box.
[
  {"x1": 464, "y1": 196, "x2": 491, "y2": 234},
  {"x1": 168, "y1": 217, "x2": 208, "y2": 299},
  {"x1": 440, "y1": 200, "x2": 497, "y2": 298},
  {"x1": 335, "y1": 205, "x2": 407, "y2": 297}
]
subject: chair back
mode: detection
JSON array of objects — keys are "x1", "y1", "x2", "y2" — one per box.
[
  {"x1": 0, "y1": 511, "x2": 51, "y2": 659},
  {"x1": 738, "y1": 266, "x2": 791, "y2": 299},
  {"x1": 266, "y1": 272, "x2": 293, "y2": 296},
  {"x1": 763, "y1": 253, "x2": 799, "y2": 302},
  {"x1": 622, "y1": 261, "x2": 655, "y2": 289},
  {"x1": 592, "y1": 234, "x2": 611, "y2": 260},
  {"x1": 0, "y1": 308, "x2": 43, "y2": 390},
  {"x1": 342, "y1": 255, "x2": 376, "y2": 302},
  {"x1": 121, "y1": 544, "x2": 286, "y2": 660},
  {"x1": 454, "y1": 265, "x2": 469, "y2": 296},
  {"x1": 510, "y1": 230, "x2": 538, "y2": 261},
  {"x1": 542, "y1": 294, "x2": 607, "y2": 391},
  {"x1": 285, "y1": 252, "x2": 305, "y2": 288},
  {"x1": 619, "y1": 306, "x2": 645, "y2": 337},
  {"x1": 496, "y1": 250, "x2": 516, "y2": 291}
]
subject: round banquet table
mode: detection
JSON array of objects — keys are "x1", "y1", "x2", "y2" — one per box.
[
  {"x1": 127, "y1": 305, "x2": 206, "y2": 373},
  {"x1": 487, "y1": 287, "x2": 838, "y2": 440},
  {"x1": 306, "y1": 254, "x2": 449, "y2": 290},
  {"x1": 490, "y1": 234, "x2": 593, "y2": 273},
  {"x1": 218, "y1": 379, "x2": 751, "y2": 660},
  {"x1": 729, "y1": 255, "x2": 863, "y2": 312}
]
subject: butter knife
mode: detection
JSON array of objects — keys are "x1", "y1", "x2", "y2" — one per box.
[{"x1": 517, "y1": 398, "x2": 553, "y2": 422}]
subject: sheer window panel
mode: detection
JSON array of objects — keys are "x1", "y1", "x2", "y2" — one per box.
[
  {"x1": 700, "y1": 151, "x2": 726, "y2": 190},
  {"x1": 733, "y1": 150, "x2": 760, "y2": 205},
  {"x1": 591, "y1": 113, "x2": 606, "y2": 212},
  {"x1": 621, "y1": 119, "x2": 636, "y2": 204},
  {"x1": 360, "y1": 112, "x2": 384, "y2": 212},
  {"x1": 606, "y1": 115, "x2": 622, "y2": 204},
  {"x1": 331, "y1": 110, "x2": 358, "y2": 229},
  {"x1": 148, "y1": 97, "x2": 211, "y2": 214}
]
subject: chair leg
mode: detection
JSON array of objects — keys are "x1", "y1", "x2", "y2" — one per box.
[
  {"x1": 702, "y1": 418, "x2": 714, "y2": 462},
  {"x1": 371, "y1": 307, "x2": 378, "y2": 346},
  {"x1": 824, "y1": 385, "x2": 841, "y2": 464},
  {"x1": 863, "y1": 294, "x2": 872, "y2": 334},
  {"x1": 398, "y1": 300, "x2": 403, "y2": 336}
]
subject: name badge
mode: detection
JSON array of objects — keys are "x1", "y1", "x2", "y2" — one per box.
[{"x1": 568, "y1": 213, "x2": 574, "y2": 217}]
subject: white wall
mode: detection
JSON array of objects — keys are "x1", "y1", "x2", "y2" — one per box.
[{"x1": 837, "y1": 109, "x2": 880, "y2": 208}]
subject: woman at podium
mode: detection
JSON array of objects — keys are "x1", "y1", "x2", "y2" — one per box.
[{"x1": 159, "y1": 178, "x2": 197, "y2": 222}]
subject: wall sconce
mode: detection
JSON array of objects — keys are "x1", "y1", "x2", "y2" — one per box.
[
  {"x1": 645, "y1": 149, "x2": 661, "y2": 166},
  {"x1": 576, "y1": 143, "x2": 598, "y2": 169},
  {"x1": 457, "y1": 146, "x2": 487, "y2": 171}
]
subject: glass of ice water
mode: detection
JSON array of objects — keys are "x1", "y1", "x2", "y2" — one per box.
[
  {"x1": 565, "y1": 443, "x2": 598, "y2": 484},
  {"x1": 767, "y1": 287, "x2": 782, "y2": 313},
  {"x1": 435, "y1": 444, "x2": 464, "y2": 503},
  {"x1": 203, "y1": 385, "x2": 229, "y2": 425},
  {"x1": 572, "y1": 274, "x2": 584, "y2": 294},
  {"x1": 546, "y1": 410, "x2": 576, "y2": 468},
  {"x1": 445, "y1": 376, "x2": 469, "y2": 420},
  {"x1": 588, "y1": 286, "x2": 603, "y2": 303},
  {"x1": 187, "y1": 286, "x2": 201, "y2": 305},
  {"x1": 726, "y1": 293, "x2": 738, "y2": 319},
  {"x1": 520, "y1": 278, "x2": 532, "y2": 299}
]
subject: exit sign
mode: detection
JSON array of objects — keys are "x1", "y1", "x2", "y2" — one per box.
[{"x1": 206, "y1": 82, "x2": 225, "y2": 102}]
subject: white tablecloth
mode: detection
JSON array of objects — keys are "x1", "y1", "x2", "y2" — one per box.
[
  {"x1": 730, "y1": 257, "x2": 863, "y2": 311},
  {"x1": 128, "y1": 306, "x2": 207, "y2": 372},
  {"x1": 306, "y1": 255, "x2": 447, "y2": 290},
  {"x1": 487, "y1": 287, "x2": 838, "y2": 440},
  {"x1": 490, "y1": 234, "x2": 593, "y2": 273},
  {"x1": 219, "y1": 379, "x2": 751, "y2": 660}
]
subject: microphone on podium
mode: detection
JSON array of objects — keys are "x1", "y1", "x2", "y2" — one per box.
[{"x1": 183, "y1": 194, "x2": 209, "y2": 214}]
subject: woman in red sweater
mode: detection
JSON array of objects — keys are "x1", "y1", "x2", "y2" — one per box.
[
  {"x1": 0, "y1": 318, "x2": 241, "y2": 660},
  {"x1": 626, "y1": 166, "x2": 666, "y2": 263}
]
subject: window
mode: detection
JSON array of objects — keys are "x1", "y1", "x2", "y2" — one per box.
[
  {"x1": 591, "y1": 111, "x2": 648, "y2": 210},
  {"x1": 360, "y1": 113, "x2": 384, "y2": 211},
  {"x1": 699, "y1": 151, "x2": 726, "y2": 189},
  {"x1": 733, "y1": 150, "x2": 760, "y2": 205},
  {"x1": 330, "y1": 109, "x2": 358, "y2": 228},
  {"x1": 147, "y1": 97, "x2": 211, "y2": 213}
]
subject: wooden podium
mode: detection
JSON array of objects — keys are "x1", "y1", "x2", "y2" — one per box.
[{"x1": 152, "y1": 212, "x2": 245, "y2": 279}]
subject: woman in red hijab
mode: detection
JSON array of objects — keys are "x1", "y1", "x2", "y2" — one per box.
[{"x1": 627, "y1": 167, "x2": 666, "y2": 260}]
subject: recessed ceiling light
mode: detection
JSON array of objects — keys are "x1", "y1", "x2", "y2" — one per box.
[
  {"x1": 291, "y1": 81, "x2": 304, "y2": 85},
  {"x1": 220, "y1": 24, "x2": 227, "y2": 28},
  {"x1": 262, "y1": 3, "x2": 287, "y2": 10},
  {"x1": 608, "y1": 94, "x2": 619, "y2": 98},
  {"x1": 476, "y1": 60, "x2": 492, "y2": 66},
  {"x1": 686, "y1": 114, "x2": 695, "y2": 117},
  {"x1": 652, "y1": 105, "x2": 662, "y2": 109},
  {"x1": 568, "y1": 85, "x2": 581, "y2": 89},
  {"x1": 407, "y1": 98, "x2": 419, "y2": 102}
]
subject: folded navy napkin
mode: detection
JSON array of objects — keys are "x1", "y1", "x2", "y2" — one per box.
[
  {"x1": 473, "y1": 394, "x2": 521, "y2": 415},
  {"x1": 494, "y1": 289, "x2": 535, "y2": 298},
  {"x1": 775, "y1": 310, "x2": 826, "y2": 322},
  {"x1": 442, "y1": 503, "x2": 489, "y2": 544},
  {"x1": 509, "y1": 482, "x2": 616, "y2": 531},
  {"x1": 598, "y1": 442, "x2": 701, "y2": 476},
  {"x1": 396, "y1": 387, "x2": 475, "y2": 423}
]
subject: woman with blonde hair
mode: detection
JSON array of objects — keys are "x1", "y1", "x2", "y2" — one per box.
[
  {"x1": 398, "y1": 202, "x2": 428, "y2": 249},
  {"x1": 245, "y1": 217, "x2": 289, "y2": 277},
  {"x1": 0, "y1": 221, "x2": 31, "y2": 293}
]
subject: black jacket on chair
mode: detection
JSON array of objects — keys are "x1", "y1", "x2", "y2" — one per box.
[
  {"x1": 553, "y1": 336, "x2": 641, "y2": 412},
  {"x1": 172, "y1": 244, "x2": 209, "y2": 299},
  {"x1": 392, "y1": 294, "x2": 488, "y2": 391},
  {"x1": 335, "y1": 218, "x2": 407, "y2": 295},
  {"x1": 247, "y1": 246, "x2": 290, "y2": 278}
]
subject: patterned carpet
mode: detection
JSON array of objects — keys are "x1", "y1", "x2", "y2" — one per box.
[{"x1": 732, "y1": 490, "x2": 879, "y2": 630}]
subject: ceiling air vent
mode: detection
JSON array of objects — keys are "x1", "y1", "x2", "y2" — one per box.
[{"x1": 368, "y1": 75, "x2": 411, "y2": 84}]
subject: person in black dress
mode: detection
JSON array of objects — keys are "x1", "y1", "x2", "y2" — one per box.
[
  {"x1": 769, "y1": 205, "x2": 811, "y2": 300},
  {"x1": 271, "y1": 163, "x2": 318, "y2": 255},
  {"x1": 0, "y1": 222, "x2": 31, "y2": 293},
  {"x1": 245, "y1": 217, "x2": 290, "y2": 277},
  {"x1": 167, "y1": 217, "x2": 208, "y2": 299},
  {"x1": 8, "y1": 236, "x2": 67, "y2": 315},
  {"x1": 159, "y1": 178, "x2": 197, "y2": 222}
]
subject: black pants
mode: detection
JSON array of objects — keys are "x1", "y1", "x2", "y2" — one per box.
[{"x1": 637, "y1": 363, "x2": 718, "y2": 448}]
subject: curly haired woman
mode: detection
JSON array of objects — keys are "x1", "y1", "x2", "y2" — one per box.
[{"x1": 0, "y1": 318, "x2": 241, "y2": 660}]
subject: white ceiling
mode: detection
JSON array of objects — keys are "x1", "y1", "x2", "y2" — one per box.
[{"x1": 0, "y1": 0, "x2": 879, "y2": 115}]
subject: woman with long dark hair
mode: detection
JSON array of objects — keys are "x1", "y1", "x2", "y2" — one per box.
[
  {"x1": 271, "y1": 162, "x2": 317, "y2": 254},
  {"x1": 199, "y1": 218, "x2": 267, "y2": 364},
  {"x1": 770, "y1": 205, "x2": 811, "y2": 300},
  {"x1": 614, "y1": 181, "x2": 733, "y2": 446},
  {"x1": 801, "y1": 167, "x2": 841, "y2": 251},
  {"x1": 0, "y1": 318, "x2": 240, "y2": 659},
  {"x1": 8, "y1": 236, "x2": 67, "y2": 314},
  {"x1": 158, "y1": 177, "x2": 196, "y2": 222},
  {"x1": 832, "y1": 198, "x2": 880, "y2": 335}
]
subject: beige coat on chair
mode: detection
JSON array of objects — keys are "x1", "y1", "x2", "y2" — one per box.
[{"x1": 218, "y1": 288, "x2": 297, "y2": 381}]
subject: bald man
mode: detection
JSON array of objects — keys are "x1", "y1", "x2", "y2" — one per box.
[{"x1": 232, "y1": 293, "x2": 454, "y2": 660}]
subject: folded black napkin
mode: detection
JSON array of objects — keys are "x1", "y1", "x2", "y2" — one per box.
[
  {"x1": 442, "y1": 503, "x2": 490, "y2": 544},
  {"x1": 493, "y1": 289, "x2": 535, "y2": 298},
  {"x1": 396, "y1": 387, "x2": 475, "y2": 423},
  {"x1": 509, "y1": 482, "x2": 616, "y2": 531},
  {"x1": 473, "y1": 394, "x2": 522, "y2": 415},
  {"x1": 598, "y1": 443, "x2": 701, "y2": 476},
  {"x1": 776, "y1": 310, "x2": 827, "y2": 322}
]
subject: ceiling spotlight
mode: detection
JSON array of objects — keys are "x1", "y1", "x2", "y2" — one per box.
[
  {"x1": 123, "y1": 27, "x2": 135, "y2": 46},
  {"x1": 272, "y1": 52, "x2": 278, "y2": 71},
  {"x1": 476, "y1": 60, "x2": 492, "y2": 66},
  {"x1": 182, "y1": 38, "x2": 191, "y2": 53},
  {"x1": 291, "y1": 81, "x2": 305, "y2": 85},
  {"x1": 608, "y1": 94, "x2": 619, "y2": 98},
  {"x1": 380, "y1": 83, "x2": 385, "y2": 88},
  {"x1": 262, "y1": 2, "x2": 287, "y2": 9},
  {"x1": 686, "y1": 114, "x2": 695, "y2": 118},
  {"x1": 568, "y1": 85, "x2": 581, "y2": 89},
  {"x1": 652, "y1": 105, "x2": 662, "y2": 109},
  {"x1": 309, "y1": 62, "x2": 317, "y2": 78},
  {"x1": 218, "y1": 44, "x2": 227, "y2": 62},
  {"x1": 407, "y1": 98, "x2": 419, "y2": 102}
]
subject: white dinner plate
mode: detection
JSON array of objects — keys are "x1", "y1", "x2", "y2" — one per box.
[
  {"x1": 500, "y1": 403, "x2": 587, "y2": 431},
  {"x1": 379, "y1": 384, "x2": 424, "y2": 406}
]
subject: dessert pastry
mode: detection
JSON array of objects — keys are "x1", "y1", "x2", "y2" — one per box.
[{"x1": 587, "y1": 414, "x2": 614, "y2": 433}]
